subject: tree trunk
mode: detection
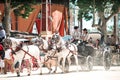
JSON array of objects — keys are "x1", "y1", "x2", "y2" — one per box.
[
  {"x1": 4, "y1": 2, "x2": 11, "y2": 36},
  {"x1": 101, "y1": 22, "x2": 107, "y2": 43},
  {"x1": 80, "y1": 17, "x2": 82, "y2": 33},
  {"x1": 113, "y1": 15, "x2": 116, "y2": 42},
  {"x1": 97, "y1": 12, "x2": 107, "y2": 43},
  {"x1": 67, "y1": 0, "x2": 70, "y2": 35},
  {"x1": 113, "y1": 14, "x2": 119, "y2": 44}
]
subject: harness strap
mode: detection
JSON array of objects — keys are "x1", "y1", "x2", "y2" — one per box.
[
  {"x1": 20, "y1": 48, "x2": 37, "y2": 61},
  {"x1": 22, "y1": 46, "x2": 29, "y2": 61},
  {"x1": 44, "y1": 50, "x2": 57, "y2": 63},
  {"x1": 68, "y1": 43, "x2": 77, "y2": 55}
]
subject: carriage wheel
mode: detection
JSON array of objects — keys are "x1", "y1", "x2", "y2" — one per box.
[
  {"x1": 103, "y1": 51, "x2": 111, "y2": 71},
  {"x1": 86, "y1": 56, "x2": 93, "y2": 71},
  {"x1": 80, "y1": 57, "x2": 87, "y2": 71},
  {"x1": 80, "y1": 63, "x2": 87, "y2": 71}
]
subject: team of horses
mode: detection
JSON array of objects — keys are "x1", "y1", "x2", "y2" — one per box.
[{"x1": 2, "y1": 33, "x2": 96, "y2": 77}]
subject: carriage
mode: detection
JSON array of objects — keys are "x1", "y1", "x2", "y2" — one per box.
[
  {"x1": 82, "y1": 32, "x2": 120, "y2": 71},
  {"x1": 62, "y1": 32, "x2": 113, "y2": 71}
]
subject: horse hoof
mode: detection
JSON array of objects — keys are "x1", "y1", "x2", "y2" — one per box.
[
  {"x1": 4, "y1": 72, "x2": 7, "y2": 74},
  {"x1": 17, "y1": 74, "x2": 20, "y2": 77},
  {"x1": 40, "y1": 73, "x2": 42, "y2": 75},
  {"x1": 48, "y1": 72, "x2": 51, "y2": 74},
  {"x1": 61, "y1": 72, "x2": 64, "y2": 74},
  {"x1": 53, "y1": 71, "x2": 56, "y2": 73},
  {"x1": 28, "y1": 74, "x2": 30, "y2": 76},
  {"x1": 17, "y1": 72, "x2": 20, "y2": 77}
]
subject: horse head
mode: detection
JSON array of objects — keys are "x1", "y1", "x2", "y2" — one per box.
[
  {"x1": 38, "y1": 37, "x2": 44, "y2": 46},
  {"x1": 3, "y1": 38, "x2": 12, "y2": 50},
  {"x1": 52, "y1": 33, "x2": 60, "y2": 44},
  {"x1": 4, "y1": 37, "x2": 22, "y2": 52}
]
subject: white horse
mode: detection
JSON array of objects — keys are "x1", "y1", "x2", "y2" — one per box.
[
  {"x1": 51, "y1": 33, "x2": 79, "y2": 73},
  {"x1": 33, "y1": 37, "x2": 58, "y2": 73},
  {"x1": 4, "y1": 37, "x2": 42, "y2": 76},
  {"x1": 65, "y1": 41, "x2": 79, "y2": 71}
]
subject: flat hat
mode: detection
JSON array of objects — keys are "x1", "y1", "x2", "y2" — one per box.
[{"x1": 74, "y1": 26, "x2": 78, "y2": 29}]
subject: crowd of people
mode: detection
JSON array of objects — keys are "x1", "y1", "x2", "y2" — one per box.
[{"x1": 71, "y1": 26, "x2": 120, "y2": 49}]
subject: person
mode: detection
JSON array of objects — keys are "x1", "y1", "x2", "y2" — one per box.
[
  {"x1": 71, "y1": 26, "x2": 81, "y2": 44},
  {"x1": 87, "y1": 37, "x2": 94, "y2": 47},
  {"x1": 81, "y1": 28, "x2": 89, "y2": 43},
  {"x1": 106, "y1": 35, "x2": 111, "y2": 45},
  {"x1": 0, "y1": 25, "x2": 6, "y2": 42},
  {"x1": 93, "y1": 39, "x2": 100, "y2": 49},
  {"x1": 0, "y1": 43, "x2": 5, "y2": 60},
  {"x1": 110, "y1": 35, "x2": 116, "y2": 46},
  {"x1": 0, "y1": 57, "x2": 4, "y2": 74},
  {"x1": 0, "y1": 43, "x2": 5, "y2": 74}
]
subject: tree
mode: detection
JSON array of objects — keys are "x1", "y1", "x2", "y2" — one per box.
[
  {"x1": 70, "y1": 0, "x2": 120, "y2": 42},
  {"x1": 1, "y1": 0, "x2": 41, "y2": 36}
]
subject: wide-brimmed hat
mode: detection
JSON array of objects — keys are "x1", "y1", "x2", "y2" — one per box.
[{"x1": 74, "y1": 26, "x2": 79, "y2": 29}]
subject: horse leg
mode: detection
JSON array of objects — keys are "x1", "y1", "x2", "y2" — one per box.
[
  {"x1": 44, "y1": 61, "x2": 52, "y2": 74},
  {"x1": 62, "y1": 57, "x2": 66, "y2": 73},
  {"x1": 4, "y1": 59, "x2": 7, "y2": 74},
  {"x1": 48, "y1": 63, "x2": 52, "y2": 74},
  {"x1": 48, "y1": 59, "x2": 58, "y2": 74},
  {"x1": 27, "y1": 60, "x2": 32, "y2": 76},
  {"x1": 6, "y1": 59, "x2": 14, "y2": 73},
  {"x1": 15, "y1": 66, "x2": 20, "y2": 77},
  {"x1": 16, "y1": 68, "x2": 20, "y2": 77},
  {"x1": 66, "y1": 56, "x2": 71, "y2": 72},
  {"x1": 57, "y1": 57, "x2": 63, "y2": 73},
  {"x1": 20, "y1": 60, "x2": 25, "y2": 73},
  {"x1": 14, "y1": 61, "x2": 21, "y2": 77},
  {"x1": 53, "y1": 59, "x2": 58, "y2": 73},
  {"x1": 73, "y1": 54, "x2": 79, "y2": 72},
  {"x1": 39, "y1": 62, "x2": 43, "y2": 75}
]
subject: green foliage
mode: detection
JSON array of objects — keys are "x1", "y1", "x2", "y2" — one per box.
[
  {"x1": 11, "y1": 0, "x2": 41, "y2": 18},
  {"x1": 12, "y1": 0, "x2": 68, "y2": 19},
  {"x1": 70, "y1": 0, "x2": 120, "y2": 21}
]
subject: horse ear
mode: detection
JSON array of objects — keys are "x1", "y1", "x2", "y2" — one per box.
[{"x1": 56, "y1": 32, "x2": 59, "y2": 35}]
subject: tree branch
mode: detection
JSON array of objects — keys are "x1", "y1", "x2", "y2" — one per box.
[
  {"x1": 11, "y1": 4, "x2": 23, "y2": 12},
  {"x1": 106, "y1": 12, "x2": 115, "y2": 22}
]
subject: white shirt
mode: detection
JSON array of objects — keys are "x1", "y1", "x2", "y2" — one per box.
[
  {"x1": 81, "y1": 33, "x2": 89, "y2": 41},
  {"x1": 72, "y1": 31, "x2": 81, "y2": 40}
]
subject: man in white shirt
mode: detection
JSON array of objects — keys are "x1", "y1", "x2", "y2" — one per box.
[{"x1": 71, "y1": 26, "x2": 81, "y2": 44}]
